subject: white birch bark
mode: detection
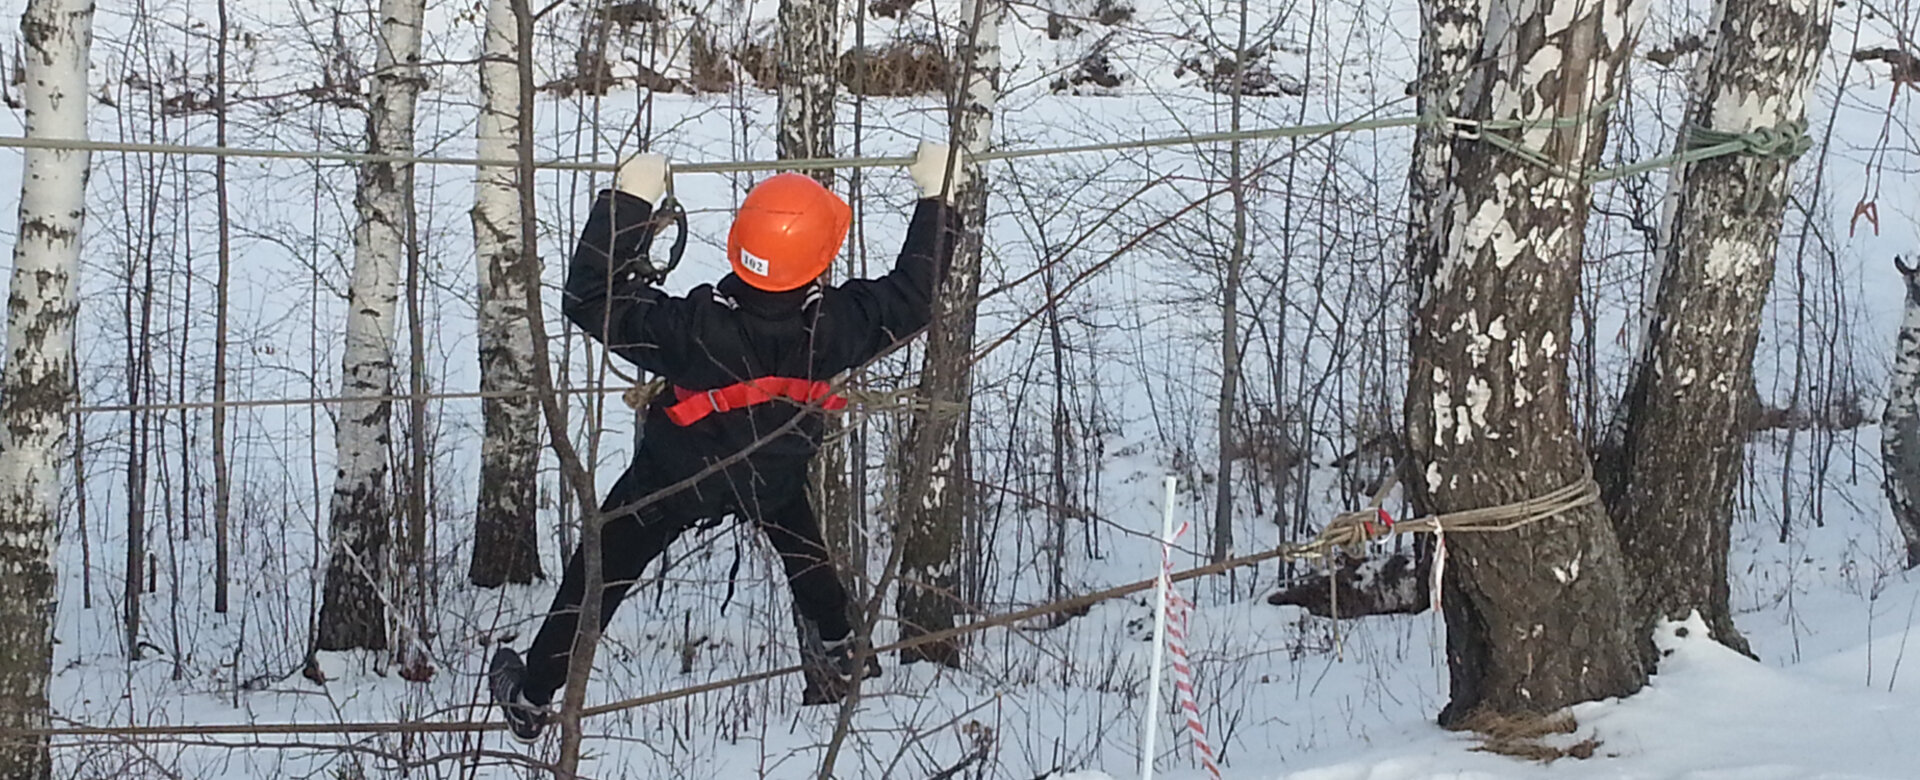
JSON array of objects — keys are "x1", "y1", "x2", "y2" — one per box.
[
  {"x1": 777, "y1": 0, "x2": 839, "y2": 167},
  {"x1": 1399, "y1": 0, "x2": 1489, "y2": 610},
  {"x1": 1614, "y1": 0, "x2": 1833, "y2": 652},
  {"x1": 1406, "y1": 0, "x2": 1489, "y2": 284},
  {"x1": 1882, "y1": 259, "x2": 1920, "y2": 569},
  {"x1": 317, "y1": 0, "x2": 425, "y2": 651},
  {"x1": 897, "y1": 0, "x2": 999, "y2": 667},
  {"x1": 775, "y1": 0, "x2": 854, "y2": 701},
  {"x1": 469, "y1": 0, "x2": 543, "y2": 587},
  {"x1": 1403, "y1": 0, "x2": 1650, "y2": 724},
  {"x1": 0, "y1": 0, "x2": 94, "y2": 774}
]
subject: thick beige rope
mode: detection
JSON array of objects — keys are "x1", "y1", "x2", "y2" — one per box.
[{"x1": 1289, "y1": 470, "x2": 1601, "y2": 562}]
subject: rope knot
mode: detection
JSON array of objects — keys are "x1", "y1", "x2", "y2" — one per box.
[
  {"x1": 1318, "y1": 507, "x2": 1398, "y2": 557},
  {"x1": 1744, "y1": 122, "x2": 1812, "y2": 158},
  {"x1": 1688, "y1": 119, "x2": 1811, "y2": 160},
  {"x1": 1285, "y1": 469, "x2": 1600, "y2": 563}
]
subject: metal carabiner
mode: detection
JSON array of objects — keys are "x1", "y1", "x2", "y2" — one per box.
[{"x1": 649, "y1": 194, "x2": 689, "y2": 279}]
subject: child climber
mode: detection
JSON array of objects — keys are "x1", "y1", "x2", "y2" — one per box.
[{"x1": 488, "y1": 141, "x2": 965, "y2": 742}]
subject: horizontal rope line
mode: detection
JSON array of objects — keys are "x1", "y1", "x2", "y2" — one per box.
[
  {"x1": 9, "y1": 103, "x2": 1784, "y2": 188},
  {"x1": 72, "y1": 383, "x2": 627, "y2": 414},
  {"x1": 73, "y1": 381, "x2": 949, "y2": 415},
  {"x1": 0, "y1": 112, "x2": 1444, "y2": 173},
  {"x1": 14, "y1": 544, "x2": 1298, "y2": 739}
]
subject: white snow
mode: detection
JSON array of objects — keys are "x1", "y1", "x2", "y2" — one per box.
[
  {"x1": 2, "y1": 0, "x2": 1917, "y2": 776},
  {"x1": 33, "y1": 427, "x2": 1920, "y2": 780},
  {"x1": 1275, "y1": 609, "x2": 1920, "y2": 779}
]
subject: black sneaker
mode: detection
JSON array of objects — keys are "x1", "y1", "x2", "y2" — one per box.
[
  {"x1": 488, "y1": 647, "x2": 550, "y2": 744},
  {"x1": 820, "y1": 636, "x2": 881, "y2": 682}
]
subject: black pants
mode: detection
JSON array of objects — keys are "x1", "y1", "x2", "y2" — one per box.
[{"x1": 520, "y1": 460, "x2": 854, "y2": 704}]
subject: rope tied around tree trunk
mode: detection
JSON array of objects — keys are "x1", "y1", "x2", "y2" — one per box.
[
  {"x1": 1282, "y1": 469, "x2": 1602, "y2": 562},
  {"x1": 1685, "y1": 118, "x2": 1813, "y2": 160},
  {"x1": 1434, "y1": 92, "x2": 1813, "y2": 185},
  {"x1": 1589, "y1": 119, "x2": 1813, "y2": 185}
]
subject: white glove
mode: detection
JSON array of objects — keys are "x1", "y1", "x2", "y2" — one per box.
[
  {"x1": 908, "y1": 141, "x2": 970, "y2": 202},
  {"x1": 615, "y1": 152, "x2": 670, "y2": 205}
]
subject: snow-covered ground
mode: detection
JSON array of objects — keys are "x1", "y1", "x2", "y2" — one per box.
[{"x1": 34, "y1": 429, "x2": 1920, "y2": 779}]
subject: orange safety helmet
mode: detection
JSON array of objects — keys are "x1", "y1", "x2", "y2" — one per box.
[{"x1": 726, "y1": 173, "x2": 853, "y2": 292}]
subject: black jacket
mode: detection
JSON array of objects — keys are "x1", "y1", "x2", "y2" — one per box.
[{"x1": 563, "y1": 189, "x2": 959, "y2": 493}]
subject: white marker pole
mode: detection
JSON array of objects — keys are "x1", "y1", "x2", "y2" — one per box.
[{"x1": 1142, "y1": 475, "x2": 1177, "y2": 780}]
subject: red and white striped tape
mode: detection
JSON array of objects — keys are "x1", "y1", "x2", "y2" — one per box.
[{"x1": 1160, "y1": 520, "x2": 1222, "y2": 780}]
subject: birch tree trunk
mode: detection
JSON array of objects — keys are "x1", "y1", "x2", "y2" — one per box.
[
  {"x1": 1405, "y1": 0, "x2": 1487, "y2": 289},
  {"x1": 776, "y1": 0, "x2": 838, "y2": 185},
  {"x1": 1882, "y1": 258, "x2": 1920, "y2": 569},
  {"x1": 317, "y1": 0, "x2": 425, "y2": 651},
  {"x1": 0, "y1": 0, "x2": 94, "y2": 774},
  {"x1": 1398, "y1": 0, "x2": 1488, "y2": 612},
  {"x1": 1403, "y1": 0, "x2": 1648, "y2": 725},
  {"x1": 1611, "y1": 0, "x2": 1832, "y2": 656},
  {"x1": 896, "y1": 0, "x2": 999, "y2": 667},
  {"x1": 775, "y1": 0, "x2": 854, "y2": 702},
  {"x1": 469, "y1": 0, "x2": 543, "y2": 588}
]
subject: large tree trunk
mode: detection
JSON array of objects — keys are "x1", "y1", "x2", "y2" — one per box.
[
  {"x1": 775, "y1": 0, "x2": 853, "y2": 703},
  {"x1": 317, "y1": 0, "x2": 425, "y2": 652},
  {"x1": 1403, "y1": 0, "x2": 1648, "y2": 726},
  {"x1": 1611, "y1": 0, "x2": 1832, "y2": 657},
  {"x1": 1883, "y1": 258, "x2": 1920, "y2": 569},
  {"x1": 0, "y1": 0, "x2": 94, "y2": 774},
  {"x1": 469, "y1": 0, "x2": 543, "y2": 588},
  {"x1": 1390, "y1": 0, "x2": 1487, "y2": 628},
  {"x1": 895, "y1": 0, "x2": 999, "y2": 668}
]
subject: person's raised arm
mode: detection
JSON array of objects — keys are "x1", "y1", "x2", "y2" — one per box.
[
  {"x1": 561, "y1": 153, "x2": 695, "y2": 375},
  {"x1": 821, "y1": 142, "x2": 968, "y2": 369}
]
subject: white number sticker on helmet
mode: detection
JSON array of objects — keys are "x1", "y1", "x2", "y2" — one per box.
[{"x1": 741, "y1": 248, "x2": 770, "y2": 277}]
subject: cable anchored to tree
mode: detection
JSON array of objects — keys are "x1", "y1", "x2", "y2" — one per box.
[
  {"x1": 1584, "y1": 119, "x2": 1812, "y2": 183},
  {"x1": 0, "y1": 111, "x2": 1811, "y2": 221},
  {"x1": 0, "y1": 105, "x2": 1701, "y2": 176},
  {"x1": 1471, "y1": 114, "x2": 1814, "y2": 184},
  {"x1": 47, "y1": 109, "x2": 1815, "y2": 421}
]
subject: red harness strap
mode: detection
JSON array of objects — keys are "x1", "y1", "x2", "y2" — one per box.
[{"x1": 664, "y1": 377, "x2": 847, "y2": 426}]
